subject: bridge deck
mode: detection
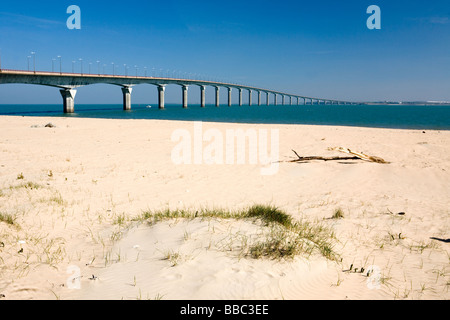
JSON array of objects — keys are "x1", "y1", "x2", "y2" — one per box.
[{"x1": 0, "y1": 69, "x2": 359, "y2": 113}]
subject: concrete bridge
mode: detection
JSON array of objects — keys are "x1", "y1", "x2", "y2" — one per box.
[{"x1": 0, "y1": 69, "x2": 360, "y2": 113}]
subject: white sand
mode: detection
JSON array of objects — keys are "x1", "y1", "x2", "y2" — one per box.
[{"x1": 0, "y1": 116, "x2": 448, "y2": 300}]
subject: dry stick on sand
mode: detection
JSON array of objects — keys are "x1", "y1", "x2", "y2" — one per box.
[
  {"x1": 329, "y1": 147, "x2": 390, "y2": 164},
  {"x1": 287, "y1": 148, "x2": 389, "y2": 164}
]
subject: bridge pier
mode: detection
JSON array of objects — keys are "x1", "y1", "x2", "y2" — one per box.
[
  {"x1": 258, "y1": 91, "x2": 261, "y2": 106},
  {"x1": 121, "y1": 86, "x2": 133, "y2": 111},
  {"x1": 60, "y1": 88, "x2": 77, "y2": 114},
  {"x1": 200, "y1": 85, "x2": 206, "y2": 108},
  {"x1": 238, "y1": 88, "x2": 242, "y2": 106},
  {"x1": 282, "y1": 95, "x2": 285, "y2": 105},
  {"x1": 158, "y1": 85, "x2": 166, "y2": 109},
  {"x1": 266, "y1": 92, "x2": 270, "y2": 106},
  {"x1": 182, "y1": 85, "x2": 189, "y2": 109},
  {"x1": 248, "y1": 89, "x2": 252, "y2": 106},
  {"x1": 227, "y1": 87, "x2": 232, "y2": 107},
  {"x1": 274, "y1": 94, "x2": 277, "y2": 106},
  {"x1": 289, "y1": 96, "x2": 292, "y2": 105},
  {"x1": 215, "y1": 86, "x2": 220, "y2": 107}
]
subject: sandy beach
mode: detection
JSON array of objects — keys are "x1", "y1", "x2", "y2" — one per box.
[{"x1": 0, "y1": 115, "x2": 448, "y2": 300}]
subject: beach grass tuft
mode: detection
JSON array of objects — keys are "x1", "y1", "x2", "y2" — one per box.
[
  {"x1": 0, "y1": 212, "x2": 17, "y2": 226},
  {"x1": 135, "y1": 205, "x2": 338, "y2": 261},
  {"x1": 244, "y1": 204, "x2": 293, "y2": 228},
  {"x1": 10, "y1": 181, "x2": 43, "y2": 191},
  {"x1": 331, "y1": 208, "x2": 344, "y2": 219}
]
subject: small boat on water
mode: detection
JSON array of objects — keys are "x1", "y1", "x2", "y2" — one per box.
[{"x1": 146, "y1": 105, "x2": 152, "y2": 109}]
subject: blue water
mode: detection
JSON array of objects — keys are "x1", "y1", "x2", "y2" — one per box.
[{"x1": 1, "y1": 104, "x2": 449, "y2": 130}]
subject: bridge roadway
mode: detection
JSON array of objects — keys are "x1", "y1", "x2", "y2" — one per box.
[{"x1": 0, "y1": 69, "x2": 360, "y2": 113}]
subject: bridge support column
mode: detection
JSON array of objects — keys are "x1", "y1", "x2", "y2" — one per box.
[
  {"x1": 289, "y1": 96, "x2": 292, "y2": 105},
  {"x1": 303, "y1": 98, "x2": 306, "y2": 105},
  {"x1": 121, "y1": 87, "x2": 133, "y2": 111},
  {"x1": 248, "y1": 89, "x2": 252, "y2": 106},
  {"x1": 258, "y1": 91, "x2": 261, "y2": 106},
  {"x1": 200, "y1": 86, "x2": 206, "y2": 108},
  {"x1": 266, "y1": 92, "x2": 270, "y2": 106},
  {"x1": 238, "y1": 88, "x2": 242, "y2": 106},
  {"x1": 227, "y1": 87, "x2": 232, "y2": 107},
  {"x1": 158, "y1": 85, "x2": 166, "y2": 109},
  {"x1": 182, "y1": 85, "x2": 189, "y2": 109},
  {"x1": 274, "y1": 94, "x2": 277, "y2": 106},
  {"x1": 60, "y1": 88, "x2": 77, "y2": 114},
  {"x1": 215, "y1": 86, "x2": 220, "y2": 107}
]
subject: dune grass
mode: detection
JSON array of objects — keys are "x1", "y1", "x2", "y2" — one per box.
[
  {"x1": 10, "y1": 181, "x2": 43, "y2": 191},
  {"x1": 331, "y1": 208, "x2": 345, "y2": 219},
  {"x1": 134, "y1": 205, "x2": 339, "y2": 261},
  {"x1": 0, "y1": 212, "x2": 17, "y2": 226}
]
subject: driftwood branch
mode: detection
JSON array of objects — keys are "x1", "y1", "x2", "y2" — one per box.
[
  {"x1": 286, "y1": 148, "x2": 389, "y2": 164},
  {"x1": 329, "y1": 147, "x2": 389, "y2": 164}
]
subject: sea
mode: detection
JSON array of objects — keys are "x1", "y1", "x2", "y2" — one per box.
[{"x1": 0, "y1": 103, "x2": 449, "y2": 130}]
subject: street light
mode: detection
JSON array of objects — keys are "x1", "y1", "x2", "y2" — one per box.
[
  {"x1": 112, "y1": 62, "x2": 115, "y2": 76},
  {"x1": 97, "y1": 61, "x2": 100, "y2": 75},
  {"x1": 30, "y1": 52, "x2": 36, "y2": 73},
  {"x1": 57, "y1": 56, "x2": 62, "y2": 74},
  {"x1": 79, "y1": 58, "x2": 83, "y2": 75}
]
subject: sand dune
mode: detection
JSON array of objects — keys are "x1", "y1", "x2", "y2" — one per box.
[{"x1": 0, "y1": 116, "x2": 448, "y2": 300}]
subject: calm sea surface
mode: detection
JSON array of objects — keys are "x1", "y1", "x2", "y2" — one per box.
[{"x1": 1, "y1": 104, "x2": 449, "y2": 130}]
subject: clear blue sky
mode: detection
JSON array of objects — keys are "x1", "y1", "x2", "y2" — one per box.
[{"x1": 1, "y1": 0, "x2": 449, "y2": 104}]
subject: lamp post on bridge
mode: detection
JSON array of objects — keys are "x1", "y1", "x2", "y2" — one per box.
[
  {"x1": 112, "y1": 63, "x2": 115, "y2": 76},
  {"x1": 57, "y1": 56, "x2": 62, "y2": 75},
  {"x1": 80, "y1": 59, "x2": 84, "y2": 75},
  {"x1": 31, "y1": 52, "x2": 36, "y2": 73},
  {"x1": 79, "y1": 58, "x2": 83, "y2": 75},
  {"x1": 97, "y1": 61, "x2": 100, "y2": 75}
]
